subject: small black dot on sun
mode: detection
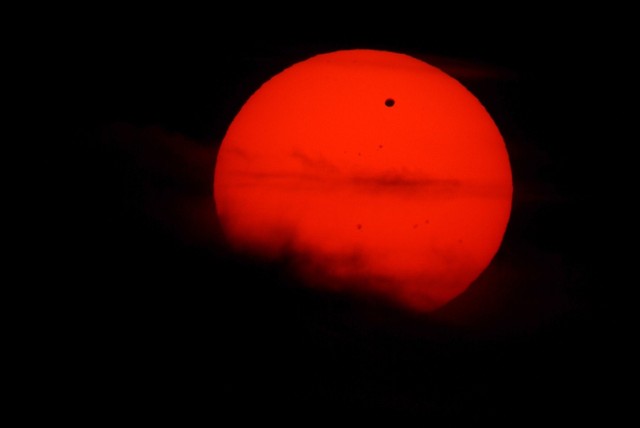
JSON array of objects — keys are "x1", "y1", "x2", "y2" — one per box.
[{"x1": 385, "y1": 98, "x2": 395, "y2": 107}]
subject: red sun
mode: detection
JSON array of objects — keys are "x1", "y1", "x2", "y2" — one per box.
[{"x1": 214, "y1": 49, "x2": 512, "y2": 312}]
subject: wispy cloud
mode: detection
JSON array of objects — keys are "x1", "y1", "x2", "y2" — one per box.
[
  {"x1": 103, "y1": 122, "x2": 221, "y2": 245},
  {"x1": 416, "y1": 54, "x2": 519, "y2": 81},
  {"x1": 224, "y1": 162, "x2": 505, "y2": 199},
  {"x1": 351, "y1": 172, "x2": 460, "y2": 190},
  {"x1": 291, "y1": 150, "x2": 341, "y2": 174}
]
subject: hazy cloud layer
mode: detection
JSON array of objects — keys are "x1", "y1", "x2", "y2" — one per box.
[{"x1": 102, "y1": 122, "x2": 221, "y2": 246}]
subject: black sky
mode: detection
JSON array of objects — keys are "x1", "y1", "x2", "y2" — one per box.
[{"x1": 47, "y1": 15, "x2": 621, "y2": 422}]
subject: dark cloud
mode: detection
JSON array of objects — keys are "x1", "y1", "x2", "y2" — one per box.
[
  {"x1": 350, "y1": 172, "x2": 460, "y2": 193},
  {"x1": 100, "y1": 122, "x2": 221, "y2": 247},
  {"x1": 417, "y1": 54, "x2": 520, "y2": 81},
  {"x1": 291, "y1": 150, "x2": 341, "y2": 173}
]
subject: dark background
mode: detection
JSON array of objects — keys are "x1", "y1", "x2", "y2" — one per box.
[{"x1": 46, "y1": 13, "x2": 621, "y2": 422}]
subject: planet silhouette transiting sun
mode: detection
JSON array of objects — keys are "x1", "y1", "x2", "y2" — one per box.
[{"x1": 214, "y1": 49, "x2": 512, "y2": 312}]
